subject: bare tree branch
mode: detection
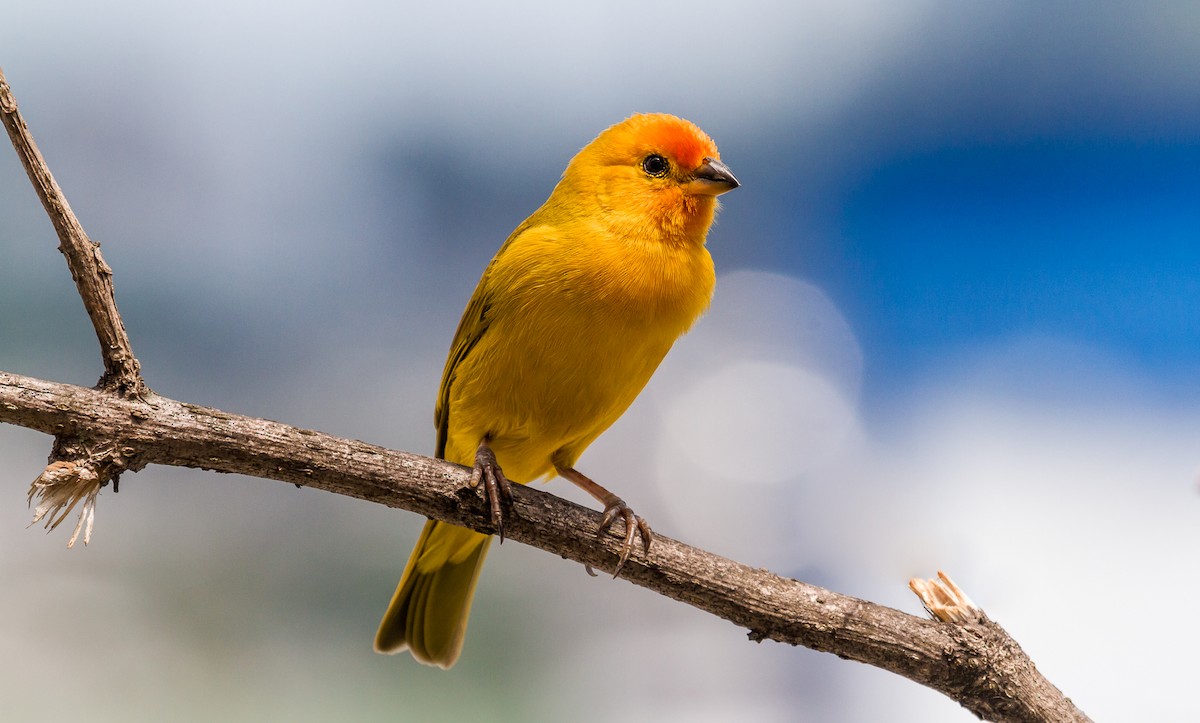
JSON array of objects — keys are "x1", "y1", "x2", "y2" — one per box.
[
  {"x1": 0, "y1": 67, "x2": 144, "y2": 397},
  {"x1": 0, "y1": 69, "x2": 1090, "y2": 722},
  {"x1": 0, "y1": 371, "x2": 1088, "y2": 721}
]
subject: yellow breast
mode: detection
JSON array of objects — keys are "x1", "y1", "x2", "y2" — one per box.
[{"x1": 442, "y1": 223, "x2": 715, "y2": 482}]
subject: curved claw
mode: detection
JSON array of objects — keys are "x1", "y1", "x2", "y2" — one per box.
[
  {"x1": 598, "y1": 499, "x2": 653, "y2": 578},
  {"x1": 470, "y1": 441, "x2": 513, "y2": 542},
  {"x1": 556, "y1": 466, "x2": 654, "y2": 578}
]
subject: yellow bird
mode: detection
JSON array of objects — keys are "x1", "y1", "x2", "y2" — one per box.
[{"x1": 374, "y1": 113, "x2": 739, "y2": 668}]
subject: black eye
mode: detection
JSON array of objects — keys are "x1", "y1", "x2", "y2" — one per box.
[{"x1": 641, "y1": 154, "x2": 669, "y2": 178}]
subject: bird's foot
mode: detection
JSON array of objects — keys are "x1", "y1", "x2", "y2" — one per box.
[
  {"x1": 556, "y1": 465, "x2": 653, "y2": 577},
  {"x1": 468, "y1": 439, "x2": 513, "y2": 542},
  {"x1": 598, "y1": 497, "x2": 653, "y2": 578}
]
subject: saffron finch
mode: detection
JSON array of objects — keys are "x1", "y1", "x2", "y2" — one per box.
[{"x1": 375, "y1": 113, "x2": 739, "y2": 668}]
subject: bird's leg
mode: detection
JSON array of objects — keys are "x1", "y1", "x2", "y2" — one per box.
[
  {"x1": 555, "y1": 465, "x2": 653, "y2": 577},
  {"x1": 468, "y1": 437, "x2": 513, "y2": 542}
]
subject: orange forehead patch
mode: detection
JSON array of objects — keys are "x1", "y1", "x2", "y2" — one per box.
[
  {"x1": 586, "y1": 113, "x2": 720, "y2": 171},
  {"x1": 632, "y1": 114, "x2": 718, "y2": 168}
]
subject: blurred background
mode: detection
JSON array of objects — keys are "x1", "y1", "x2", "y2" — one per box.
[{"x1": 2, "y1": 2, "x2": 1198, "y2": 720}]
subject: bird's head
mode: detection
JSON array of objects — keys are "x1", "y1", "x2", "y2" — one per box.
[{"x1": 555, "y1": 113, "x2": 738, "y2": 245}]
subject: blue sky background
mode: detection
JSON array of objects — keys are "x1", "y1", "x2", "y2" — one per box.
[
  {"x1": 842, "y1": 140, "x2": 1200, "y2": 398},
  {"x1": 2, "y1": 2, "x2": 1199, "y2": 721}
]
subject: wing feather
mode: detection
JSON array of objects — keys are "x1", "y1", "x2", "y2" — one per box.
[{"x1": 433, "y1": 220, "x2": 537, "y2": 459}]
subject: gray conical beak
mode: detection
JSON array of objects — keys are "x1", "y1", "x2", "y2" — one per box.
[{"x1": 687, "y1": 157, "x2": 740, "y2": 196}]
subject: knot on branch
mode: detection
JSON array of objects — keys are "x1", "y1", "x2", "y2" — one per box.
[
  {"x1": 27, "y1": 437, "x2": 144, "y2": 547},
  {"x1": 97, "y1": 365, "x2": 149, "y2": 399}
]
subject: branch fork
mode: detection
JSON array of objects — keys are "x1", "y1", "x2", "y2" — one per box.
[{"x1": 2, "y1": 67, "x2": 150, "y2": 542}]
